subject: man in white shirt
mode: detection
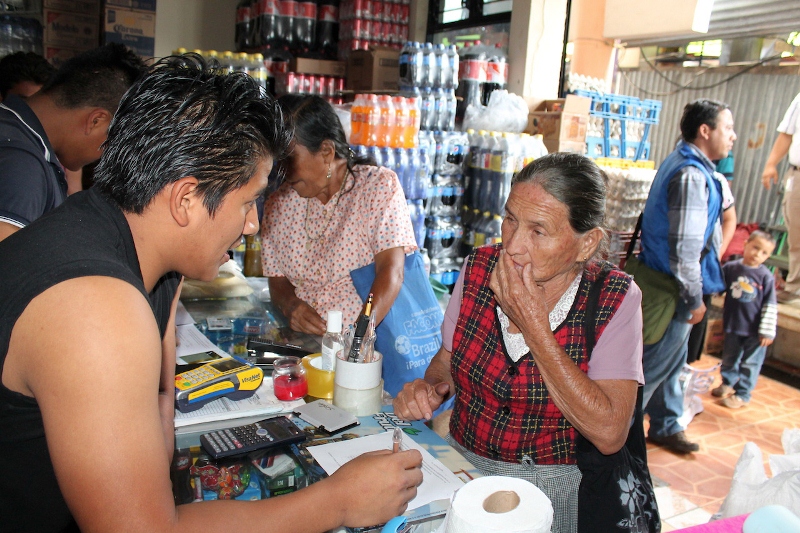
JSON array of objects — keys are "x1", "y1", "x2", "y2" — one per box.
[{"x1": 762, "y1": 92, "x2": 800, "y2": 302}]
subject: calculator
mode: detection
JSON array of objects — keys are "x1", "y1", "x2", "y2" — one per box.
[
  {"x1": 174, "y1": 356, "x2": 263, "y2": 413},
  {"x1": 199, "y1": 416, "x2": 307, "y2": 460}
]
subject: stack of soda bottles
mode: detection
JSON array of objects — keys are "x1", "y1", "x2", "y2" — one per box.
[
  {"x1": 235, "y1": 0, "x2": 340, "y2": 59},
  {"x1": 176, "y1": 49, "x2": 270, "y2": 97},
  {"x1": 460, "y1": 130, "x2": 548, "y2": 255},
  {"x1": 398, "y1": 41, "x2": 458, "y2": 133},
  {"x1": 455, "y1": 41, "x2": 508, "y2": 127},
  {"x1": 337, "y1": 0, "x2": 410, "y2": 59},
  {"x1": 274, "y1": 71, "x2": 345, "y2": 104},
  {"x1": 424, "y1": 130, "x2": 469, "y2": 288}
]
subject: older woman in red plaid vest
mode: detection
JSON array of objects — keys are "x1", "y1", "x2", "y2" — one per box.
[{"x1": 394, "y1": 153, "x2": 658, "y2": 533}]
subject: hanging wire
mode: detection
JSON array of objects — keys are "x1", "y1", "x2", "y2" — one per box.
[{"x1": 617, "y1": 48, "x2": 787, "y2": 97}]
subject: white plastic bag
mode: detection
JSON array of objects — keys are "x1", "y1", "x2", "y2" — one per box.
[
  {"x1": 462, "y1": 90, "x2": 529, "y2": 133},
  {"x1": 717, "y1": 429, "x2": 800, "y2": 519}
]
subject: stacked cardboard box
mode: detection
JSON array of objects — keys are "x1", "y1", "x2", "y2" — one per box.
[
  {"x1": 42, "y1": 0, "x2": 101, "y2": 67},
  {"x1": 103, "y1": 0, "x2": 156, "y2": 59}
]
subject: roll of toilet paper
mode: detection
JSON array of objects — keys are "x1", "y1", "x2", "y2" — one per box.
[{"x1": 439, "y1": 476, "x2": 553, "y2": 533}]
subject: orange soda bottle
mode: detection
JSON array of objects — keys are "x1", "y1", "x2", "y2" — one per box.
[
  {"x1": 350, "y1": 94, "x2": 366, "y2": 145},
  {"x1": 404, "y1": 97, "x2": 420, "y2": 149},
  {"x1": 376, "y1": 95, "x2": 395, "y2": 148},
  {"x1": 390, "y1": 96, "x2": 407, "y2": 149},
  {"x1": 363, "y1": 94, "x2": 380, "y2": 147}
]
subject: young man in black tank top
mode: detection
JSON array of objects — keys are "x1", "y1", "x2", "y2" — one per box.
[{"x1": 0, "y1": 55, "x2": 422, "y2": 533}]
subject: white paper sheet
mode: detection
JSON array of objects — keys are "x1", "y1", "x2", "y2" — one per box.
[
  {"x1": 175, "y1": 323, "x2": 230, "y2": 365},
  {"x1": 307, "y1": 430, "x2": 464, "y2": 510}
]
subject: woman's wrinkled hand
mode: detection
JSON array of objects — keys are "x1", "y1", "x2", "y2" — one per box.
[
  {"x1": 284, "y1": 299, "x2": 326, "y2": 336},
  {"x1": 393, "y1": 379, "x2": 450, "y2": 421}
]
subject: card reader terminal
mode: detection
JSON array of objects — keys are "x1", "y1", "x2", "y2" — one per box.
[{"x1": 175, "y1": 356, "x2": 263, "y2": 413}]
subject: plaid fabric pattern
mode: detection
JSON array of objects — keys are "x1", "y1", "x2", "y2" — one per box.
[{"x1": 450, "y1": 244, "x2": 630, "y2": 465}]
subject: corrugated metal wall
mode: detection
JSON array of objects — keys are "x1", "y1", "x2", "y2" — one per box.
[{"x1": 617, "y1": 68, "x2": 800, "y2": 226}]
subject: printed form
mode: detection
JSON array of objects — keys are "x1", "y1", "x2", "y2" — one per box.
[{"x1": 307, "y1": 430, "x2": 463, "y2": 510}]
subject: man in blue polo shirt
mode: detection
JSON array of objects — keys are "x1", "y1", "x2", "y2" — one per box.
[
  {"x1": 0, "y1": 43, "x2": 145, "y2": 242},
  {"x1": 639, "y1": 99, "x2": 737, "y2": 453}
]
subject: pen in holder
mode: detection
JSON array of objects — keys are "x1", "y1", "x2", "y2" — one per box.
[{"x1": 333, "y1": 332, "x2": 382, "y2": 416}]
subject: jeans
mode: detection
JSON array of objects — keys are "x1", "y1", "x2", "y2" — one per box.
[
  {"x1": 642, "y1": 301, "x2": 693, "y2": 439},
  {"x1": 719, "y1": 333, "x2": 767, "y2": 402}
]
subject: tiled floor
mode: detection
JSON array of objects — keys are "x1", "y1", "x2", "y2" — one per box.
[{"x1": 646, "y1": 355, "x2": 800, "y2": 531}]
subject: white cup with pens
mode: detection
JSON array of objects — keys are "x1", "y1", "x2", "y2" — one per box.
[{"x1": 332, "y1": 293, "x2": 383, "y2": 416}]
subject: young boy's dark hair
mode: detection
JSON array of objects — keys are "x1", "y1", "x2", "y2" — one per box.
[{"x1": 0, "y1": 52, "x2": 56, "y2": 99}]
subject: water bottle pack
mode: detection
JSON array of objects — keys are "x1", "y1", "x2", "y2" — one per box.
[
  {"x1": 433, "y1": 131, "x2": 468, "y2": 175},
  {"x1": 399, "y1": 41, "x2": 458, "y2": 92},
  {"x1": 407, "y1": 198, "x2": 426, "y2": 249},
  {"x1": 425, "y1": 216, "x2": 463, "y2": 262},
  {"x1": 427, "y1": 175, "x2": 464, "y2": 218},
  {"x1": 0, "y1": 13, "x2": 43, "y2": 56}
]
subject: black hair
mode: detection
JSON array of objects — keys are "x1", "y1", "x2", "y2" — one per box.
[
  {"x1": 277, "y1": 94, "x2": 375, "y2": 191},
  {"x1": 0, "y1": 52, "x2": 55, "y2": 99},
  {"x1": 92, "y1": 54, "x2": 293, "y2": 216},
  {"x1": 747, "y1": 230, "x2": 776, "y2": 246},
  {"x1": 512, "y1": 152, "x2": 608, "y2": 257},
  {"x1": 680, "y1": 99, "x2": 730, "y2": 143},
  {"x1": 39, "y1": 43, "x2": 146, "y2": 112}
]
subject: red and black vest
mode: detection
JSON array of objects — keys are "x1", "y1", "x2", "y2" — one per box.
[{"x1": 449, "y1": 244, "x2": 630, "y2": 464}]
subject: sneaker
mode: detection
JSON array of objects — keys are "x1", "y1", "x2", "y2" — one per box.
[
  {"x1": 777, "y1": 290, "x2": 800, "y2": 303},
  {"x1": 711, "y1": 384, "x2": 734, "y2": 398},
  {"x1": 648, "y1": 430, "x2": 699, "y2": 453},
  {"x1": 721, "y1": 395, "x2": 747, "y2": 409}
]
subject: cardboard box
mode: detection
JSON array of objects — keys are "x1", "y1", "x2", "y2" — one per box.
[
  {"x1": 43, "y1": 9, "x2": 100, "y2": 50},
  {"x1": 288, "y1": 57, "x2": 346, "y2": 78},
  {"x1": 43, "y1": 0, "x2": 101, "y2": 16},
  {"x1": 526, "y1": 94, "x2": 591, "y2": 143},
  {"x1": 543, "y1": 139, "x2": 586, "y2": 155},
  {"x1": 104, "y1": 7, "x2": 156, "y2": 58},
  {"x1": 44, "y1": 45, "x2": 91, "y2": 68},
  {"x1": 103, "y1": 0, "x2": 156, "y2": 12},
  {"x1": 346, "y1": 46, "x2": 400, "y2": 92}
]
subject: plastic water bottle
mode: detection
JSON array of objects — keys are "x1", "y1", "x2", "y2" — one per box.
[
  {"x1": 446, "y1": 44, "x2": 459, "y2": 90},
  {"x1": 406, "y1": 147, "x2": 420, "y2": 198},
  {"x1": 422, "y1": 42, "x2": 436, "y2": 89},
  {"x1": 435, "y1": 43, "x2": 448, "y2": 89},
  {"x1": 381, "y1": 146, "x2": 396, "y2": 172},
  {"x1": 433, "y1": 88, "x2": 446, "y2": 131},
  {"x1": 321, "y1": 310, "x2": 344, "y2": 371},
  {"x1": 420, "y1": 87, "x2": 435, "y2": 131},
  {"x1": 367, "y1": 145, "x2": 383, "y2": 167},
  {"x1": 467, "y1": 130, "x2": 485, "y2": 210},
  {"x1": 444, "y1": 89, "x2": 457, "y2": 132},
  {"x1": 416, "y1": 146, "x2": 431, "y2": 200},
  {"x1": 394, "y1": 147, "x2": 410, "y2": 194}
]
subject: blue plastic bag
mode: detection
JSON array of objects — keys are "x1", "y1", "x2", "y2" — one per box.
[{"x1": 350, "y1": 252, "x2": 444, "y2": 397}]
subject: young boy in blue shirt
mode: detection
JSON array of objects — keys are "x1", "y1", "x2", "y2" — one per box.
[{"x1": 711, "y1": 230, "x2": 778, "y2": 408}]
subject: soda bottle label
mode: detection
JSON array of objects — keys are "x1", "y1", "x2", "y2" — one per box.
[
  {"x1": 237, "y1": 6, "x2": 251, "y2": 23},
  {"x1": 371, "y1": 0, "x2": 383, "y2": 20},
  {"x1": 319, "y1": 4, "x2": 338, "y2": 21},
  {"x1": 459, "y1": 58, "x2": 487, "y2": 82},
  {"x1": 297, "y1": 1, "x2": 316, "y2": 17},
  {"x1": 262, "y1": 0, "x2": 279, "y2": 15},
  {"x1": 280, "y1": 0, "x2": 296, "y2": 16}
]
